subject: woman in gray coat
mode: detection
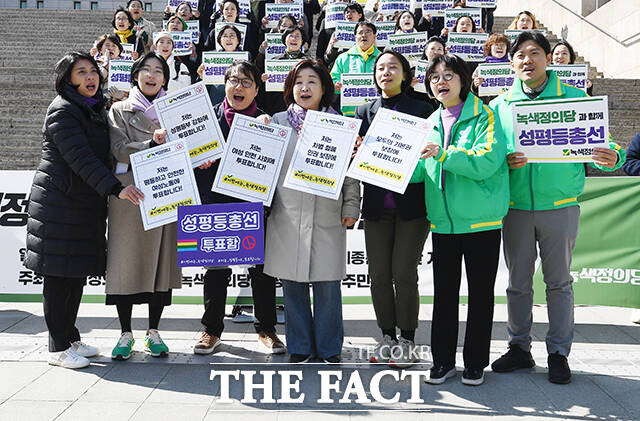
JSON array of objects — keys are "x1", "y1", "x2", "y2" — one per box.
[
  {"x1": 259, "y1": 59, "x2": 360, "y2": 363},
  {"x1": 106, "y1": 53, "x2": 182, "y2": 360}
]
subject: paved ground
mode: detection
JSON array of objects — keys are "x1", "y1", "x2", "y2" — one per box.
[{"x1": 0, "y1": 301, "x2": 639, "y2": 420}]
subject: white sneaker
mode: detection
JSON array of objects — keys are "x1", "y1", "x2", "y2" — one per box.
[
  {"x1": 71, "y1": 341, "x2": 99, "y2": 358},
  {"x1": 48, "y1": 348, "x2": 90, "y2": 369},
  {"x1": 370, "y1": 334, "x2": 397, "y2": 363},
  {"x1": 389, "y1": 337, "x2": 420, "y2": 368}
]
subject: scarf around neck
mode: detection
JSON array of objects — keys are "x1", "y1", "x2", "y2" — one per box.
[
  {"x1": 485, "y1": 55, "x2": 509, "y2": 63},
  {"x1": 114, "y1": 28, "x2": 134, "y2": 44},
  {"x1": 129, "y1": 86, "x2": 166, "y2": 124},
  {"x1": 222, "y1": 97, "x2": 258, "y2": 128},
  {"x1": 286, "y1": 103, "x2": 339, "y2": 134},
  {"x1": 357, "y1": 44, "x2": 376, "y2": 62}
]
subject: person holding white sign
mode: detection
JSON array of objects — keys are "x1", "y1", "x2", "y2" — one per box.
[
  {"x1": 394, "y1": 10, "x2": 418, "y2": 34},
  {"x1": 154, "y1": 32, "x2": 192, "y2": 92},
  {"x1": 190, "y1": 61, "x2": 286, "y2": 356},
  {"x1": 25, "y1": 52, "x2": 143, "y2": 369},
  {"x1": 209, "y1": 0, "x2": 259, "y2": 58},
  {"x1": 128, "y1": 0, "x2": 157, "y2": 52},
  {"x1": 489, "y1": 31, "x2": 625, "y2": 385},
  {"x1": 112, "y1": 8, "x2": 144, "y2": 59},
  {"x1": 353, "y1": 51, "x2": 434, "y2": 368},
  {"x1": 90, "y1": 34, "x2": 129, "y2": 108},
  {"x1": 165, "y1": 15, "x2": 200, "y2": 83},
  {"x1": 259, "y1": 59, "x2": 361, "y2": 364},
  {"x1": 331, "y1": 21, "x2": 382, "y2": 116},
  {"x1": 412, "y1": 54, "x2": 508, "y2": 386},
  {"x1": 507, "y1": 10, "x2": 538, "y2": 30},
  {"x1": 106, "y1": 53, "x2": 182, "y2": 361},
  {"x1": 324, "y1": 3, "x2": 366, "y2": 68}
]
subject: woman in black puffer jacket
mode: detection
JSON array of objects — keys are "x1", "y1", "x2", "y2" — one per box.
[{"x1": 24, "y1": 51, "x2": 143, "y2": 370}]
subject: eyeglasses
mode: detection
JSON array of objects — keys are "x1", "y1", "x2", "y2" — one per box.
[
  {"x1": 356, "y1": 29, "x2": 374, "y2": 36},
  {"x1": 227, "y1": 76, "x2": 254, "y2": 88},
  {"x1": 429, "y1": 72, "x2": 456, "y2": 84}
]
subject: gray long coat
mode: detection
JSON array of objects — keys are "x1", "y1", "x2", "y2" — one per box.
[
  {"x1": 105, "y1": 99, "x2": 182, "y2": 295},
  {"x1": 263, "y1": 112, "x2": 361, "y2": 282}
]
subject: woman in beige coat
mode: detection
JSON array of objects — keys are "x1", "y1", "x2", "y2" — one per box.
[
  {"x1": 106, "y1": 52, "x2": 182, "y2": 360},
  {"x1": 260, "y1": 60, "x2": 361, "y2": 364}
]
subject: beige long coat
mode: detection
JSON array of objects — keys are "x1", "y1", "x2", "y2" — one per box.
[
  {"x1": 105, "y1": 99, "x2": 182, "y2": 295},
  {"x1": 263, "y1": 112, "x2": 361, "y2": 282}
]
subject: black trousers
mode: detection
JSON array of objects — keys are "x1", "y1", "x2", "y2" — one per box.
[
  {"x1": 430, "y1": 229, "x2": 501, "y2": 370},
  {"x1": 42, "y1": 275, "x2": 85, "y2": 352},
  {"x1": 201, "y1": 265, "x2": 277, "y2": 337}
]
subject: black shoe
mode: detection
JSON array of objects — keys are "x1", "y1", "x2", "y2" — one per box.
[
  {"x1": 289, "y1": 354, "x2": 311, "y2": 364},
  {"x1": 491, "y1": 345, "x2": 536, "y2": 373},
  {"x1": 547, "y1": 353, "x2": 571, "y2": 384},
  {"x1": 322, "y1": 355, "x2": 342, "y2": 364},
  {"x1": 462, "y1": 368, "x2": 485, "y2": 386},
  {"x1": 425, "y1": 365, "x2": 456, "y2": 384}
]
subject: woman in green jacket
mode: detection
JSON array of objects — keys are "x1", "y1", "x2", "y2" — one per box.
[{"x1": 412, "y1": 54, "x2": 509, "y2": 386}]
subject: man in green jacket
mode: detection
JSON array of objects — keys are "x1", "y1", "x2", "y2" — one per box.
[
  {"x1": 489, "y1": 31, "x2": 625, "y2": 385},
  {"x1": 330, "y1": 21, "x2": 381, "y2": 116}
]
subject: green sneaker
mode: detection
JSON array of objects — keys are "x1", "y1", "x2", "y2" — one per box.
[
  {"x1": 112, "y1": 332, "x2": 134, "y2": 360},
  {"x1": 144, "y1": 329, "x2": 169, "y2": 357}
]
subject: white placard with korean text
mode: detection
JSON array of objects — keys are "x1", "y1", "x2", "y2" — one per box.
[
  {"x1": 108, "y1": 60, "x2": 133, "y2": 92},
  {"x1": 422, "y1": 0, "x2": 452, "y2": 17},
  {"x1": 379, "y1": 0, "x2": 410, "y2": 16},
  {"x1": 512, "y1": 96, "x2": 610, "y2": 163},
  {"x1": 170, "y1": 31, "x2": 193, "y2": 55},
  {"x1": 374, "y1": 21, "x2": 397, "y2": 48},
  {"x1": 477, "y1": 63, "x2": 515, "y2": 96},
  {"x1": 265, "y1": 4, "x2": 303, "y2": 29},
  {"x1": 212, "y1": 115, "x2": 291, "y2": 206},
  {"x1": 347, "y1": 108, "x2": 431, "y2": 193},
  {"x1": 447, "y1": 32, "x2": 488, "y2": 62},
  {"x1": 334, "y1": 21, "x2": 357, "y2": 49},
  {"x1": 444, "y1": 8, "x2": 482, "y2": 31},
  {"x1": 265, "y1": 59, "x2": 301, "y2": 92},
  {"x1": 325, "y1": 2, "x2": 349, "y2": 29},
  {"x1": 414, "y1": 60, "x2": 429, "y2": 94},
  {"x1": 388, "y1": 32, "x2": 428, "y2": 66},
  {"x1": 265, "y1": 33, "x2": 286, "y2": 60},
  {"x1": 340, "y1": 73, "x2": 380, "y2": 109},
  {"x1": 167, "y1": 0, "x2": 198, "y2": 13},
  {"x1": 283, "y1": 110, "x2": 361, "y2": 200},
  {"x1": 549, "y1": 64, "x2": 589, "y2": 93},
  {"x1": 131, "y1": 140, "x2": 201, "y2": 231},
  {"x1": 466, "y1": 0, "x2": 496, "y2": 7},
  {"x1": 154, "y1": 82, "x2": 226, "y2": 166},
  {"x1": 202, "y1": 51, "x2": 249, "y2": 85},
  {"x1": 120, "y1": 43, "x2": 134, "y2": 61}
]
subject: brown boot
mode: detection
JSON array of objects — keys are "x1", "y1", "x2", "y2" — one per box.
[
  {"x1": 258, "y1": 331, "x2": 286, "y2": 354},
  {"x1": 193, "y1": 331, "x2": 220, "y2": 355}
]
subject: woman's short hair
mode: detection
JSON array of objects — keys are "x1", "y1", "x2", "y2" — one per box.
[
  {"x1": 281, "y1": 25, "x2": 307, "y2": 46},
  {"x1": 167, "y1": 15, "x2": 188, "y2": 30},
  {"x1": 96, "y1": 34, "x2": 124, "y2": 56},
  {"x1": 344, "y1": 3, "x2": 365, "y2": 21},
  {"x1": 551, "y1": 40, "x2": 576, "y2": 64},
  {"x1": 510, "y1": 10, "x2": 538, "y2": 29},
  {"x1": 224, "y1": 60, "x2": 261, "y2": 87},
  {"x1": 453, "y1": 15, "x2": 476, "y2": 32},
  {"x1": 372, "y1": 50, "x2": 412, "y2": 94},
  {"x1": 126, "y1": 0, "x2": 143, "y2": 8},
  {"x1": 509, "y1": 30, "x2": 550, "y2": 58},
  {"x1": 426, "y1": 36, "x2": 446, "y2": 51},
  {"x1": 394, "y1": 10, "x2": 416, "y2": 32},
  {"x1": 54, "y1": 51, "x2": 105, "y2": 95},
  {"x1": 483, "y1": 33, "x2": 510, "y2": 57},
  {"x1": 424, "y1": 54, "x2": 472, "y2": 101},
  {"x1": 354, "y1": 21, "x2": 377, "y2": 35},
  {"x1": 176, "y1": 1, "x2": 193, "y2": 13},
  {"x1": 277, "y1": 14, "x2": 297, "y2": 30},
  {"x1": 216, "y1": 24, "x2": 242, "y2": 49},
  {"x1": 130, "y1": 52, "x2": 171, "y2": 90},
  {"x1": 112, "y1": 8, "x2": 135, "y2": 30},
  {"x1": 283, "y1": 59, "x2": 335, "y2": 108}
]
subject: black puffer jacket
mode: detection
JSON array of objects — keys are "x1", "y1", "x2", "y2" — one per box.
[{"x1": 24, "y1": 84, "x2": 121, "y2": 278}]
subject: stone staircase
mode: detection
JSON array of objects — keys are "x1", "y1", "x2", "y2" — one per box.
[
  {"x1": 0, "y1": 10, "x2": 638, "y2": 171},
  {"x1": 0, "y1": 9, "x2": 165, "y2": 169}
]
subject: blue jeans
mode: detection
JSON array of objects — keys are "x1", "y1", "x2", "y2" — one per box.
[{"x1": 281, "y1": 279, "x2": 344, "y2": 359}]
